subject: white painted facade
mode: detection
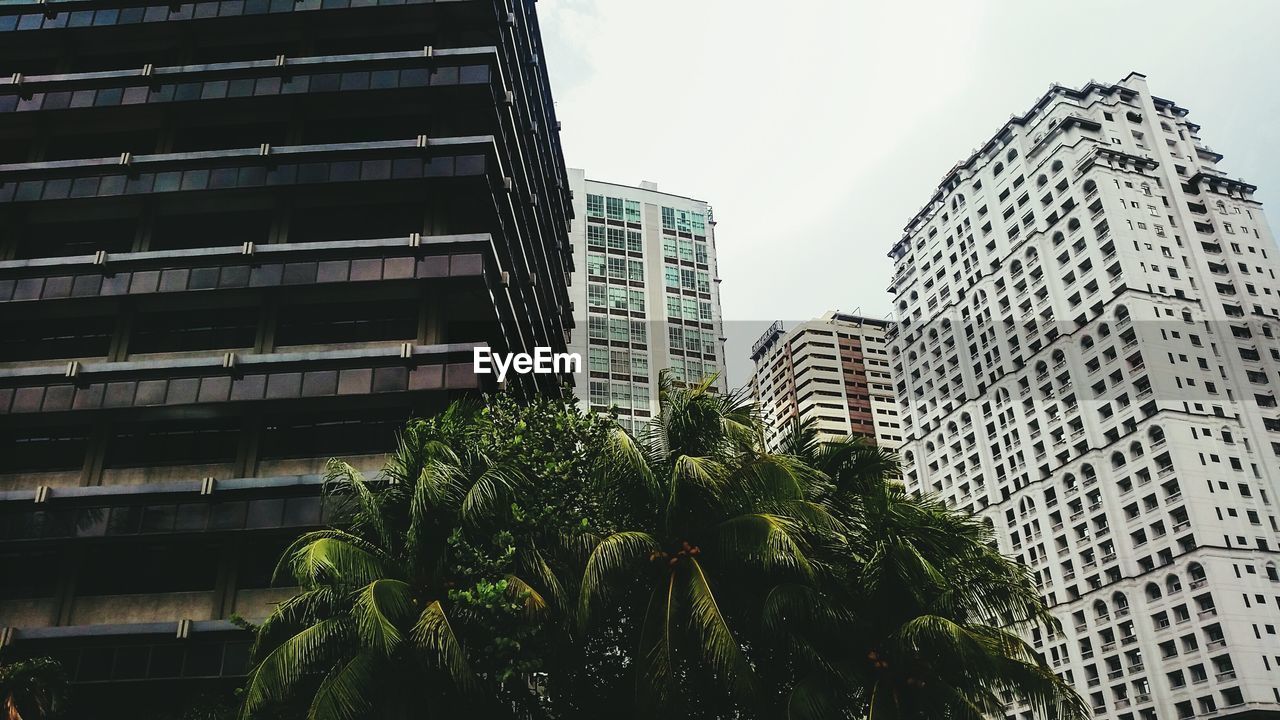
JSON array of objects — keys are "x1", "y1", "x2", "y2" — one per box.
[
  {"x1": 750, "y1": 312, "x2": 902, "y2": 451},
  {"x1": 888, "y1": 73, "x2": 1280, "y2": 720},
  {"x1": 567, "y1": 169, "x2": 727, "y2": 430}
]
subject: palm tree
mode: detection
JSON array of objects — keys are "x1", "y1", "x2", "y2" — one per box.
[
  {"x1": 0, "y1": 656, "x2": 67, "y2": 720},
  {"x1": 773, "y1": 421, "x2": 1088, "y2": 720},
  {"x1": 578, "y1": 374, "x2": 833, "y2": 716},
  {"x1": 239, "y1": 401, "x2": 547, "y2": 720}
]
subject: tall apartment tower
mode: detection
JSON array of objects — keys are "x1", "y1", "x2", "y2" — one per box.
[
  {"x1": 567, "y1": 170, "x2": 727, "y2": 431},
  {"x1": 0, "y1": 2, "x2": 573, "y2": 715},
  {"x1": 889, "y1": 73, "x2": 1280, "y2": 720},
  {"x1": 749, "y1": 312, "x2": 902, "y2": 451}
]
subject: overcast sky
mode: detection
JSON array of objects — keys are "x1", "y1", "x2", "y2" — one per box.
[{"x1": 538, "y1": 0, "x2": 1280, "y2": 387}]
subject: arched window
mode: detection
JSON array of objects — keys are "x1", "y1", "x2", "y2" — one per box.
[
  {"x1": 1166, "y1": 574, "x2": 1182, "y2": 594},
  {"x1": 1145, "y1": 583, "x2": 1162, "y2": 601},
  {"x1": 1081, "y1": 334, "x2": 1095, "y2": 350},
  {"x1": 1112, "y1": 591, "x2": 1129, "y2": 614},
  {"x1": 1129, "y1": 441, "x2": 1144, "y2": 458},
  {"x1": 1188, "y1": 562, "x2": 1206, "y2": 586},
  {"x1": 1051, "y1": 159, "x2": 1064, "y2": 173},
  {"x1": 1083, "y1": 179, "x2": 1097, "y2": 193},
  {"x1": 993, "y1": 162, "x2": 1005, "y2": 176},
  {"x1": 1111, "y1": 451, "x2": 1126, "y2": 469},
  {"x1": 1052, "y1": 231, "x2": 1066, "y2": 246},
  {"x1": 1093, "y1": 599, "x2": 1109, "y2": 620},
  {"x1": 1037, "y1": 174, "x2": 1048, "y2": 187},
  {"x1": 1267, "y1": 563, "x2": 1279, "y2": 582},
  {"x1": 1007, "y1": 148, "x2": 1019, "y2": 162},
  {"x1": 1081, "y1": 464, "x2": 1097, "y2": 483},
  {"x1": 1067, "y1": 218, "x2": 1081, "y2": 232},
  {"x1": 1149, "y1": 426, "x2": 1165, "y2": 445}
]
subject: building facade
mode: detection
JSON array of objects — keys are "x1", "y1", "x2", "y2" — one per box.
[
  {"x1": 750, "y1": 312, "x2": 901, "y2": 451},
  {"x1": 0, "y1": 1, "x2": 573, "y2": 715},
  {"x1": 889, "y1": 73, "x2": 1280, "y2": 720},
  {"x1": 567, "y1": 170, "x2": 727, "y2": 430}
]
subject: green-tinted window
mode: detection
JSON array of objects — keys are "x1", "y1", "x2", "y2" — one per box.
[
  {"x1": 606, "y1": 197, "x2": 624, "y2": 221},
  {"x1": 678, "y1": 239, "x2": 694, "y2": 262},
  {"x1": 694, "y1": 242, "x2": 708, "y2": 264},
  {"x1": 664, "y1": 267, "x2": 679, "y2": 289},
  {"x1": 587, "y1": 283, "x2": 606, "y2": 308},
  {"x1": 680, "y1": 268, "x2": 696, "y2": 290},
  {"x1": 589, "y1": 380, "x2": 608, "y2": 405},
  {"x1": 609, "y1": 318, "x2": 629, "y2": 342},
  {"x1": 628, "y1": 289, "x2": 646, "y2": 313},
  {"x1": 662, "y1": 237, "x2": 677, "y2": 259},
  {"x1": 625, "y1": 200, "x2": 642, "y2": 224},
  {"x1": 608, "y1": 287, "x2": 628, "y2": 310},
  {"x1": 632, "y1": 352, "x2": 649, "y2": 377},
  {"x1": 610, "y1": 382, "x2": 630, "y2": 408},
  {"x1": 676, "y1": 210, "x2": 691, "y2": 234},
  {"x1": 588, "y1": 347, "x2": 608, "y2": 373},
  {"x1": 666, "y1": 296, "x2": 680, "y2": 318},
  {"x1": 586, "y1": 194, "x2": 604, "y2": 218},
  {"x1": 627, "y1": 259, "x2": 645, "y2": 282},
  {"x1": 587, "y1": 225, "x2": 606, "y2": 248},
  {"x1": 588, "y1": 316, "x2": 607, "y2": 339},
  {"x1": 610, "y1": 349, "x2": 630, "y2": 375},
  {"x1": 607, "y1": 257, "x2": 626, "y2": 280},
  {"x1": 632, "y1": 389, "x2": 650, "y2": 410},
  {"x1": 661, "y1": 207, "x2": 675, "y2": 231},
  {"x1": 630, "y1": 320, "x2": 647, "y2": 344},
  {"x1": 670, "y1": 357, "x2": 686, "y2": 382},
  {"x1": 586, "y1": 253, "x2": 605, "y2": 276},
  {"x1": 699, "y1": 301, "x2": 713, "y2": 320},
  {"x1": 607, "y1": 227, "x2": 626, "y2": 250},
  {"x1": 626, "y1": 230, "x2": 643, "y2": 253},
  {"x1": 696, "y1": 271, "x2": 710, "y2": 293},
  {"x1": 692, "y1": 212, "x2": 706, "y2": 234},
  {"x1": 682, "y1": 298, "x2": 699, "y2": 321}
]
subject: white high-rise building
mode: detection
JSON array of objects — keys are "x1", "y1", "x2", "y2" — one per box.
[
  {"x1": 749, "y1": 312, "x2": 902, "y2": 451},
  {"x1": 889, "y1": 73, "x2": 1280, "y2": 720},
  {"x1": 567, "y1": 170, "x2": 727, "y2": 430}
]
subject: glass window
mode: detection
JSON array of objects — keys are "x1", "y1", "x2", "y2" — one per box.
[
  {"x1": 588, "y1": 347, "x2": 608, "y2": 373},
  {"x1": 608, "y1": 286, "x2": 628, "y2": 310},
  {"x1": 661, "y1": 207, "x2": 676, "y2": 231},
  {"x1": 682, "y1": 298, "x2": 699, "y2": 321},
  {"x1": 627, "y1": 259, "x2": 645, "y2": 282},
  {"x1": 588, "y1": 316, "x2": 607, "y2": 340},
  {"x1": 662, "y1": 237, "x2": 678, "y2": 259},
  {"x1": 587, "y1": 225, "x2": 606, "y2": 248},
  {"x1": 630, "y1": 320, "x2": 647, "y2": 344},
  {"x1": 606, "y1": 197, "x2": 624, "y2": 221},
  {"x1": 607, "y1": 227, "x2": 626, "y2": 250},
  {"x1": 586, "y1": 253, "x2": 605, "y2": 276},
  {"x1": 633, "y1": 388, "x2": 651, "y2": 410},
  {"x1": 680, "y1": 268, "x2": 697, "y2": 290},
  {"x1": 609, "y1": 318, "x2": 629, "y2": 343},
  {"x1": 610, "y1": 382, "x2": 631, "y2": 408},
  {"x1": 607, "y1": 257, "x2": 626, "y2": 280},
  {"x1": 626, "y1": 230, "x2": 643, "y2": 253},
  {"x1": 586, "y1": 194, "x2": 604, "y2": 218},
  {"x1": 699, "y1": 301, "x2": 713, "y2": 320},
  {"x1": 664, "y1": 267, "x2": 679, "y2": 289},
  {"x1": 589, "y1": 380, "x2": 608, "y2": 405},
  {"x1": 587, "y1": 283, "x2": 606, "y2": 308},
  {"x1": 669, "y1": 325, "x2": 684, "y2": 349},
  {"x1": 695, "y1": 242, "x2": 708, "y2": 264},
  {"x1": 666, "y1": 296, "x2": 681, "y2": 318},
  {"x1": 628, "y1": 289, "x2": 646, "y2": 313},
  {"x1": 610, "y1": 349, "x2": 630, "y2": 375},
  {"x1": 696, "y1": 271, "x2": 711, "y2": 293},
  {"x1": 678, "y1": 239, "x2": 694, "y2": 262},
  {"x1": 670, "y1": 358, "x2": 686, "y2": 382},
  {"x1": 692, "y1": 212, "x2": 706, "y2": 234},
  {"x1": 676, "y1": 210, "x2": 691, "y2": 233},
  {"x1": 625, "y1": 200, "x2": 642, "y2": 224},
  {"x1": 631, "y1": 352, "x2": 649, "y2": 377}
]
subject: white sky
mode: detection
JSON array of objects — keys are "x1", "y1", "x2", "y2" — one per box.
[{"x1": 539, "y1": 0, "x2": 1280, "y2": 387}]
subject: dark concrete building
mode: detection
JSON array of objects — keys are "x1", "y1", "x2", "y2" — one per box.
[{"x1": 0, "y1": 1, "x2": 574, "y2": 714}]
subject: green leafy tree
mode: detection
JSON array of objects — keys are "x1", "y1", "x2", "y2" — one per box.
[
  {"x1": 577, "y1": 375, "x2": 833, "y2": 717},
  {"x1": 239, "y1": 396, "x2": 607, "y2": 720},
  {"x1": 770, "y1": 420, "x2": 1088, "y2": 720},
  {"x1": 0, "y1": 656, "x2": 67, "y2": 720}
]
